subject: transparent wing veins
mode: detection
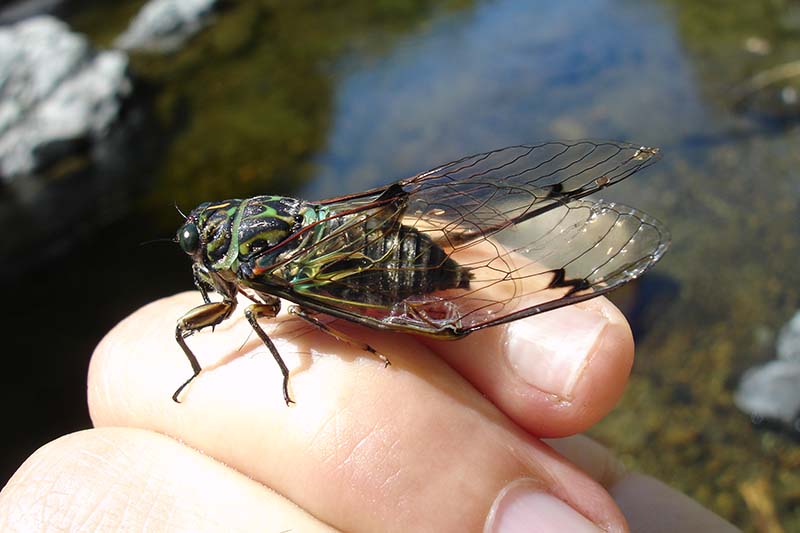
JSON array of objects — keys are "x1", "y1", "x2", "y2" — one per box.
[{"x1": 271, "y1": 140, "x2": 668, "y2": 336}]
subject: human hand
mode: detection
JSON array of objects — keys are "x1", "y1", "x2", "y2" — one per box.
[{"x1": 0, "y1": 292, "x2": 736, "y2": 531}]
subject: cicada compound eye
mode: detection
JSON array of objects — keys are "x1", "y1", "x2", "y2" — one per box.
[{"x1": 178, "y1": 222, "x2": 200, "y2": 254}]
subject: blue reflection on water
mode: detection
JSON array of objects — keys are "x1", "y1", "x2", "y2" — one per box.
[{"x1": 308, "y1": 0, "x2": 708, "y2": 200}]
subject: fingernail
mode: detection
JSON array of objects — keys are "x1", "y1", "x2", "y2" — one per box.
[
  {"x1": 506, "y1": 307, "x2": 607, "y2": 400},
  {"x1": 485, "y1": 480, "x2": 602, "y2": 533}
]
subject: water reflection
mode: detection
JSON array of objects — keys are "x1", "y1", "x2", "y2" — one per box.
[
  {"x1": 666, "y1": 0, "x2": 800, "y2": 123},
  {"x1": 309, "y1": 0, "x2": 707, "y2": 200}
]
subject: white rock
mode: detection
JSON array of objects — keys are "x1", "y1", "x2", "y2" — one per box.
[
  {"x1": 0, "y1": 0, "x2": 65, "y2": 25},
  {"x1": 0, "y1": 17, "x2": 88, "y2": 133},
  {"x1": 115, "y1": 0, "x2": 218, "y2": 53},
  {"x1": 0, "y1": 16, "x2": 131, "y2": 179},
  {"x1": 776, "y1": 309, "x2": 800, "y2": 361},
  {"x1": 735, "y1": 359, "x2": 800, "y2": 428}
]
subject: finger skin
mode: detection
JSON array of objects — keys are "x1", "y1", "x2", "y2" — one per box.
[
  {"x1": 423, "y1": 297, "x2": 634, "y2": 438},
  {"x1": 88, "y1": 292, "x2": 629, "y2": 532},
  {"x1": 0, "y1": 427, "x2": 335, "y2": 532}
]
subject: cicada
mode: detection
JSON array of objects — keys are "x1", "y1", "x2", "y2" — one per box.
[{"x1": 174, "y1": 140, "x2": 669, "y2": 404}]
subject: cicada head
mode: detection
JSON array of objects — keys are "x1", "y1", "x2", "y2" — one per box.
[
  {"x1": 177, "y1": 200, "x2": 243, "y2": 273},
  {"x1": 176, "y1": 218, "x2": 201, "y2": 257}
]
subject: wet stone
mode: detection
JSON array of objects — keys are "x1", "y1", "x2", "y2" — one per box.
[
  {"x1": 735, "y1": 310, "x2": 800, "y2": 432},
  {"x1": 0, "y1": 16, "x2": 131, "y2": 179},
  {"x1": 776, "y1": 310, "x2": 800, "y2": 361},
  {"x1": 114, "y1": 0, "x2": 218, "y2": 53}
]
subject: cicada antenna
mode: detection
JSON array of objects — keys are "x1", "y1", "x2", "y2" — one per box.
[
  {"x1": 175, "y1": 202, "x2": 188, "y2": 220},
  {"x1": 139, "y1": 237, "x2": 178, "y2": 246}
]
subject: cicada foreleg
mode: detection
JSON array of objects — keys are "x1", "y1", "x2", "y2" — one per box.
[
  {"x1": 243, "y1": 297, "x2": 295, "y2": 406},
  {"x1": 173, "y1": 299, "x2": 236, "y2": 402},
  {"x1": 289, "y1": 306, "x2": 391, "y2": 368},
  {"x1": 192, "y1": 263, "x2": 215, "y2": 304}
]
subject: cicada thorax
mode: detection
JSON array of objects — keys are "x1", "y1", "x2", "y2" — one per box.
[
  {"x1": 234, "y1": 196, "x2": 306, "y2": 261},
  {"x1": 192, "y1": 196, "x2": 307, "y2": 275},
  {"x1": 298, "y1": 202, "x2": 472, "y2": 308}
]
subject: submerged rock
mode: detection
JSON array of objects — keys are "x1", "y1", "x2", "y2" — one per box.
[
  {"x1": 776, "y1": 310, "x2": 800, "y2": 361},
  {"x1": 735, "y1": 310, "x2": 800, "y2": 433},
  {"x1": 114, "y1": 0, "x2": 218, "y2": 53},
  {"x1": 735, "y1": 360, "x2": 800, "y2": 431},
  {"x1": 0, "y1": 16, "x2": 131, "y2": 179}
]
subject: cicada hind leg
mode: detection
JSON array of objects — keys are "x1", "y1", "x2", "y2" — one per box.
[{"x1": 289, "y1": 306, "x2": 391, "y2": 368}]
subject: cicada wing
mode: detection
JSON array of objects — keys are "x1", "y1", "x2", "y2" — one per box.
[
  {"x1": 389, "y1": 141, "x2": 668, "y2": 332},
  {"x1": 398, "y1": 140, "x2": 660, "y2": 244},
  {"x1": 274, "y1": 141, "x2": 668, "y2": 337},
  {"x1": 299, "y1": 189, "x2": 405, "y2": 264},
  {"x1": 433, "y1": 199, "x2": 669, "y2": 332}
]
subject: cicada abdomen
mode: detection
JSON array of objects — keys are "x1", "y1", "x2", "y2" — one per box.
[{"x1": 287, "y1": 190, "x2": 471, "y2": 308}]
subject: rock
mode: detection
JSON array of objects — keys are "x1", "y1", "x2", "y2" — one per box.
[
  {"x1": 776, "y1": 310, "x2": 800, "y2": 361},
  {"x1": 0, "y1": 16, "x2": 132, "y2": 179},
  {"x1": 735, "y1": 360, "x2": 800, "y2": 431},
  {"x1": 0, "y1": 0, "x2": 65, "y2": 25},
  {"x1": 735, "y1": 310, "x2": 800, "y2": 432},
  {"x1": 114, "y1": 0, "x2": 218, "y2": 53}
]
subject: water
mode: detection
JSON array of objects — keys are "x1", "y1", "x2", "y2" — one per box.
[
  {"x1": 2, "y1": 0, "x2": 799, "y2": 529},
  {"x1": 309, "y1": 0, "x2": 702, "y2": 199}
]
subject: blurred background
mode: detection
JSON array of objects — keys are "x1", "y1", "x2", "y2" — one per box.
[{"x1": 1, "y1": 0, "x2": 799, "y2": 530}]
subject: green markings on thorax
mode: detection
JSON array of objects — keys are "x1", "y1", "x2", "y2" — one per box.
[
  {"x1": 237, "y1": 197, "x2": 300, "y2": 258},
  {"x1": 211, "y1": 199, "x2": 251, "y2": 271}
]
